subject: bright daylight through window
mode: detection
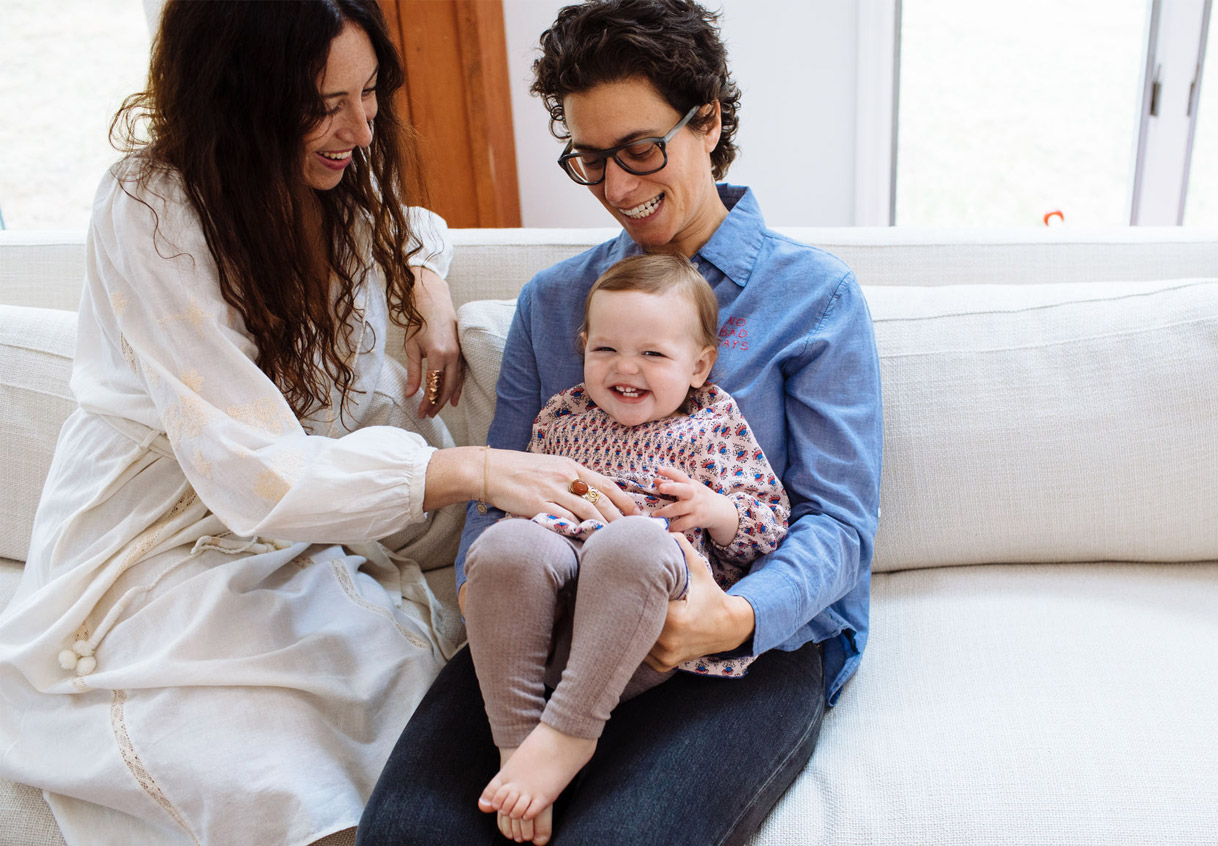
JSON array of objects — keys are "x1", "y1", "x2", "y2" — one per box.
[
  {"x1": 0, "y1": 0, "x2": 150, "y2": 231},
  {"x1": 896, "y1": 0, "x2": 1148, "y2": 227}
]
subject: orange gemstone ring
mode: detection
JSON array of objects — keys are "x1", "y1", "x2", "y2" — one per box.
[{"x1": 568, "y1": 479, "x2": 589, "y2": 496}]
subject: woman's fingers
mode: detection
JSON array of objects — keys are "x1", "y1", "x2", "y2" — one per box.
[
  {"x1": 407, "y1": 267, "x2": 463, "y2": 417},
  {"x1": 580, "y1": 468, "x2": 637, "y2": 519}
]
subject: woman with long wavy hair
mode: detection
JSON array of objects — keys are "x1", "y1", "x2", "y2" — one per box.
[{"x1": 0, "y1": 2, "x2": 632, "y2": 843}]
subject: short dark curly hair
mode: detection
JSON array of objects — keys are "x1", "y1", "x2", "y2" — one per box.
[{"x1": 531, "y1": 0, "x2": 741, "y2": 180}]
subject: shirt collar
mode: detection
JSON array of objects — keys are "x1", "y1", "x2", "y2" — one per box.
[
  {"x1": 606, "y1": 184, "x2": 766, "y2": 288},
  {"x1": 694, "y1": 184, "x2": 765, "y2": 288}
]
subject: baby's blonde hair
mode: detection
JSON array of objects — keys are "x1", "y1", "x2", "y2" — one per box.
[{"x1": 579, "y1": 254, "x2": 719, "y2": 355}]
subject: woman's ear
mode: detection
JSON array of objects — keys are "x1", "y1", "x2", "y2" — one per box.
[{"x1": 689, "y1": 345, "x2": 717, "y2": 388}]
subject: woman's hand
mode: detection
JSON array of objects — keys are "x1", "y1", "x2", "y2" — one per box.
[
  {"x1": 404, "y1": 266, "x2": 465, "y2": 418},
  {"x1": 644, "y1": 532, "x2": 756, "y2": 672},
  {"x1": 652, "y1": 466, "x2": 740, "y2": 546},
  {"x1": 484, "y1": 449, "x2": 639, "y2": 525}
]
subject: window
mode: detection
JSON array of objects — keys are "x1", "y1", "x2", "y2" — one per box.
[
  {"x1": 895, "y1": 0, "x2": 1147, "y2": 227},
  {"x1": 890, "y1": 0, "x2": 1214, "y2": 227},
  {"x1": 1184, "y1": 7, "x2": 1217, "y2": 224},
  {"x1": 0, "y1": 0, "x2": 150, "y2": 230}
]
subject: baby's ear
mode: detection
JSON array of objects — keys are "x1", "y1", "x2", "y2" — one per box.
[
  {"x1": 578, "y1": 331, "x2": 588, "y2": 352},
  {"x1": 689, "y1": 345, "x2": 717, "y2": 388}
]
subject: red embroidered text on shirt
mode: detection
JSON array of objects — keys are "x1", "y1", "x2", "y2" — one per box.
[{"x1": 720, "y1": 315, "x2": 749, "y2": 350}]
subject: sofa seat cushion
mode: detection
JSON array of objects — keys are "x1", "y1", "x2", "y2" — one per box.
[
  {"x1": 0, "y1": 555, "x2": 66, "y2": 845},
  {"x1": 753, "y1": 561, "x2": 1218, "y2": 846}
]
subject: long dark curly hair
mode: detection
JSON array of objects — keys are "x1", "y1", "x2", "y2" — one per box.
[
  {"x1": 111, "y1": 0, "x2": 427, "y2": 419},
  {"x1": 531, "y1": 0, "x2": 742, "y2": 180}
]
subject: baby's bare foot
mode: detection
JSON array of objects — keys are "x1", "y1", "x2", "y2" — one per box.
[{"x1": 480, "y1": 722, "x2": 596, "y2": 823}]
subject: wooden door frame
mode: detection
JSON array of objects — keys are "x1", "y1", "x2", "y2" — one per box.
[{"x1": 379, "y1": 0, "x2": 522, "y2": 228}]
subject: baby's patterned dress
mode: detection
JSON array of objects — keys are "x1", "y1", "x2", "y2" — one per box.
[{"x1": 527, "y1": 382, "x2": 790, "y2": 677}]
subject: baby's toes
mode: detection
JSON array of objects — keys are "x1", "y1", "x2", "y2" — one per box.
[
  {"x1": 531, "y1": 805, "x2": 553, "y2": 845},
  {"x1": 501, "y1": 788, "x2": 530, "y2": 819},
  {"x1": 480, "y1": 773, "x2": 507, "y2": 809},
  {"x1": 497, "y1": 812, "x2": 515, "y2": 840}
]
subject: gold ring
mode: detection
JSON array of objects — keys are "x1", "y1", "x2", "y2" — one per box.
[
  {"x1": 568, "y1": 479, "x2": 589, "y2": 496},
  {"x1": 582, "y1": 487, "x2": 601, "y2": 504},
  {"x1": 426, "y1": 369, "x2": 443, "y2": 404}
]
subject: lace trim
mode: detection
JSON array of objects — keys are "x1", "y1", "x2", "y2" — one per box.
[
  {"x1": 328, "y1": 560, "x2": 430, "y2": 650},
  {"x1": 110, "y1": 690, "x2": 201, "y2": 844}
]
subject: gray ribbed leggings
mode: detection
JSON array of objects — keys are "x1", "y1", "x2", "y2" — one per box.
[{"x1": 464, "y1": 515, "x2": 688, "y2": 747}]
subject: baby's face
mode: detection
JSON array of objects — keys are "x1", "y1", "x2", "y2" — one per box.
[{"x1": 582, "y1": 288, "x2": 714, "y2": 426}]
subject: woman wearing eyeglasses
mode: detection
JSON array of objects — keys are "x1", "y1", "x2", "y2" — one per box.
[{"x1": 359, "y1": 1, "x2": 882, "y2": 844}]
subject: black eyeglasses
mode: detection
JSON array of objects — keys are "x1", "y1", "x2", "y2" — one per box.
[{"x1": 557, "y1": 105, "x2": 701, "y2": 186}]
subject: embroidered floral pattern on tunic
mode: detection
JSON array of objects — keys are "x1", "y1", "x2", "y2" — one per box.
[
  {"x1": 179, "y1": 369, "x2": 204, "y2": 393},
  {"x1": 158, "y1": 295, "x2": 211, "y2": 337},
  {"x1": 163, "y1": 393, "x2": 216, "y2": 447},
  {"x1": 252, "y1": 449, "x2": 305, "y2": 502},
  {"x1": 111, "y1": 689, "x2": 202, "y2": 844},
  {"x1": 527, "y1": 383, "x2": 790, "y2": 678},
  {"x1": 227, "y1": 397, "x2": 294, "y2": 435},
  {"x1": 191, "y1": 449, "x2": 212, "y2": 479},
  {"x1": 119, "y1": 333, "x2": 139, "y2": 377}
]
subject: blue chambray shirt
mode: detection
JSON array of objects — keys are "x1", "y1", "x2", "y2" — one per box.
[{"x1": 456, "y1": 185, "x2": 882, "y2": 705}]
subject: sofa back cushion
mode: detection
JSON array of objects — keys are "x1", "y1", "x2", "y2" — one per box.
[
  {"x1": 457, "y1": 278, "x2": 1218, "y2": 572},
  {"x1": 0, "y1": 305, "x2": 77, "y2": 561},
  {"x1": 866, "y1": 278, "x2": 1218, "y2": 571}
]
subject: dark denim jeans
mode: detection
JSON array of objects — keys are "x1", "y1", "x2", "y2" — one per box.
[{"x1": 357, "y1": 639, "x2": 825, "y2": 846}]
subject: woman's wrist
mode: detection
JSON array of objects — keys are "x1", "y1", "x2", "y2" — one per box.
[
  {"x1": 422, "y1": 445, "x2": 487, "y2": 511},
  {"x1": 717, "y1": 594, "x2": 756, "y2": 654}
]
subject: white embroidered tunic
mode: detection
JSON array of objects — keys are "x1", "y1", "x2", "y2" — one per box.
[{"x1": 0, "y1": 161, "x2": 460, "y2": 845}]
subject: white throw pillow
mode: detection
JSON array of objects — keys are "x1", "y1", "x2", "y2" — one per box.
[
  {"x1": 866, "y1": 278, "x2": 1218, "y2": 571},
  {"x1": 0, "y1": 305, "x2": 77, "y2": 562},
  {"x1": 455, "y1": 299, "x2": 516, "y2": 448}
]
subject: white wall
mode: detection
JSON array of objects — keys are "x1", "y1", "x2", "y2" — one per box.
[{"x1": 503, "y1": 0, "x2": 860, "y2": 228}]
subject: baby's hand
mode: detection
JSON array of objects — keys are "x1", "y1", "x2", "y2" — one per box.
[{"x1": 652, "y1": 466, "x2": 739, "y2": 546}]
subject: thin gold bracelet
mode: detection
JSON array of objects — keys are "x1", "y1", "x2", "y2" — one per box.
[{"x1": 476, "y1": 446, "x2": 489, "y2": 514}]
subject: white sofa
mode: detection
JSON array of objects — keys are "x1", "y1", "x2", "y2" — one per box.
[{"x1": 2, "y1": 226, "x2": 1216, "y2": 845}]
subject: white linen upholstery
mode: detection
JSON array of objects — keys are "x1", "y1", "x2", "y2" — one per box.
[
  {"x1": 756, "y1": 561, "x2": 1218, "y2": 846},
  {"x1": 867, "y1": 278, "x2": 1218, "y2": 572},
  {"x1": 0, "y1": 305, "x2": 76, "y2": 562},
  {"x1": 455, "y1": 298, "x2": 517, "y2": 448},
  {"x1": 440, "y1": 227, "x2": 1218, "y2": 302}
]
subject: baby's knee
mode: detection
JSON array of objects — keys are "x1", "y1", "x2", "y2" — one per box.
[
  {"x1": 581, "y1": 516, "x2": 684, "y2": 584},
  {"x1": 466, "y1": 519, "x2": 576, "y2": 586}
]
